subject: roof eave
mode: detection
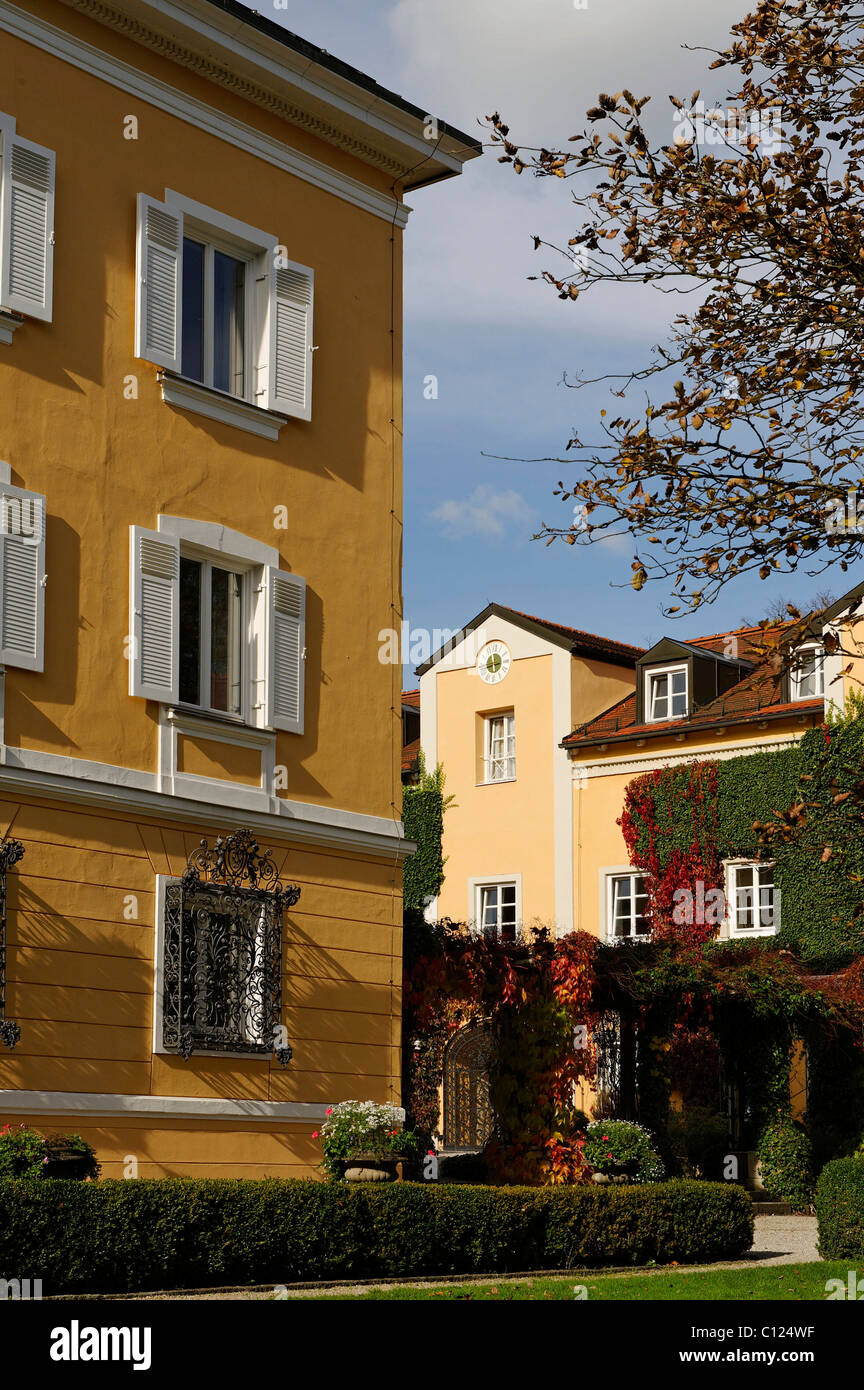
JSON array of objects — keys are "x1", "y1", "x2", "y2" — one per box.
[
  {"x1": 564, "y1": 700, "x2": 823, "y2": 752},
  {"x1": 68, "y1": 0, "x2": 482, "y2": 186}
]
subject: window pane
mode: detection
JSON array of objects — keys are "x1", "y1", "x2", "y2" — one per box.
[
  {"x1": 612, "y1": 877, "x2": 632, "y2": 936},
  {"x1": 650, "y1": 674, "x2": 669, "y2": 719},
  {"x1": 795, "y1": 648, "x2": 823, "y2": 699},
  {"x1": 210, "y1": 567, "x2": 242, "y2": 713},
  {"x1": 179, "y1": 557, "x2": 202, "y2": 705},
  {"x1": 671, "y1": 671, "x2": 687, "y2": 694},
  {"x1": 181, "y1": 238, "x2": 205, "y2": 383},
  {"x1": 213, "y1": 252, "x2": 245, "y2": 396},
  {"x1": 735, "y1": 867, "x2": 755, "y2": 928}
]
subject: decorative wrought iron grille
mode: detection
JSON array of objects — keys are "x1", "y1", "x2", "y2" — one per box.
[
  {"x1": 0, "y1": 838, "x2": 24, "y2": 1051},
  {"x1": 160, "y1": 829, "x2": 300, "y2": 1066}
]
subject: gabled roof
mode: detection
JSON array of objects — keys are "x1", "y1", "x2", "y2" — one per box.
[
  {"x1": 415, "y1": 603, "x2": 644, "y2": 676},
  {"x1": 638, "y1": 635, "x2": 752, "y2": 670}
]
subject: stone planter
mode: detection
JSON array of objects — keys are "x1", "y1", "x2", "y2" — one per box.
[{"x1": 339, "y1": 1153, "x2": 404, "y2": 1183}]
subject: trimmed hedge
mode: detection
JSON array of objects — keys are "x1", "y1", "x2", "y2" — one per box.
[
  {"x1": 0, "y1": 1177, "x2": 753, "y2": 1293},
  {"x1": 816, "y1": 1159, "x2": 864, "y2": 1259}
]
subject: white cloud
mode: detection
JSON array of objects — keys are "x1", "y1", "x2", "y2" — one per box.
[{"x1": 431, "y1": 483, "x2": 535, "y2": 538}]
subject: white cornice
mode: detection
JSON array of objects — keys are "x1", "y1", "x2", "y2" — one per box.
[
  {"x1": 573, "y1": 733, "x2": 806, "y2": 781},
  {"x1": 58, "y1": 0, "x2": 476, "y2": 185},
  {"x1": 0, "y1": 1088, "x2": 334, "y2": 1123},
  {"x1": 0, "y1": 744, "x2": 414, "y2": 859},
  {"x1": 0, "y1": 0, "x2": 412, "y2": 227}
]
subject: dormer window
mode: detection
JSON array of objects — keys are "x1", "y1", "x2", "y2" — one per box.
[
  {"x1": 790, "y1": 643, "x2": 824, "y2": 700},
  {"x1": 645, "y1": 664, "x2": 688, "y2": 722}
]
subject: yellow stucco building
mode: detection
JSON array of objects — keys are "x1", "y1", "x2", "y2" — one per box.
[{"x1": 0, "y1": 0, "x2": 478, "y2": 1176}]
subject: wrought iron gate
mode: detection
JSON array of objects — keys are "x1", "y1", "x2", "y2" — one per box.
[{"x1": 443, "y1": 1022, "x2": 494, "y2": 1150}]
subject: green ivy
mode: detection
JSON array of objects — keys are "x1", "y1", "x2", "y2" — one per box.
[{"x1": 402, "y1": 755, "x2": 448, "y2": 912}]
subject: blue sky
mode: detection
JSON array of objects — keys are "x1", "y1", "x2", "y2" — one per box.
[{"x1": 271, "y1": 1, "x2": 852, "y2": 680}]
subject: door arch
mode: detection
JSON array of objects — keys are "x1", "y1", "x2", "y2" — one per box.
[{"x1": 443, "y1": 1021, "x2": 494, "y2": 1150}]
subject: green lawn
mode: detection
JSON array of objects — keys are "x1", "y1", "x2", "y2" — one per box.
[{"x1": 300, "y1": 1262, "x2": 845, "y2": 1301}]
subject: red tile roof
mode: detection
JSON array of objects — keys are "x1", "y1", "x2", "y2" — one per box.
[
  {"x1": 402, "y1": 689, "x2": 420, "y2": 708},
  {"x1": 564, "y1": 619, "x2": 824, "y2": 749},
  {"x1": 498, "y1": 606, "x2": 645, "y2": 663},
  {"x1": 401, "y1": 737, "x2": 421, "y2": 773}
]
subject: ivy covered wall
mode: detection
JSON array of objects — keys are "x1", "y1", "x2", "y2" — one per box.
[
  {"x1": 621, "y1": 712, "x2": 864, "y2": 965},
  {"x1": 401, "y1": 759, "x2": 446, "y2": 913}
]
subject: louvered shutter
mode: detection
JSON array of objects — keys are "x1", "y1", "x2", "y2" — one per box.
[
  {"x1": 264, "y1": 567, "x2": 305, "y2": 733},
  {"x1": 0, "y1": 484, "x2": 46, "y2": 671},
  {"x1": 267, "y1": 258, "x2": 314, "y2": 420},
  {"x1": 0, "y1": 133, "x2": 55, "y2": 321},
  {"x1": 129, "y1": 526, "x2": 179, "y2": 702},
  {"x1": 135, "y1": 194, "x2": 183, "y2": 372}
]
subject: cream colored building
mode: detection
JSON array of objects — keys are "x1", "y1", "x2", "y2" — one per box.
[
  {"x1": 417, "y1": 604, "x2": 641, "y2": 935},
  {"x1": 418, "y1": 587, "x2": 864, "y2": 946}
]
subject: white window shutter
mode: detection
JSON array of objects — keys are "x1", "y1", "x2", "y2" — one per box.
[
  {"x1": 0, "y1": 484, "x2": 46, "y2": 671},
  {"x1": 264, "y1": 567, "x2": 305, "y2": 733},
  {"x1": 267, "y1": 257, "x2": 313, "y2": 420},
  {"x1": 135, "y1": 194, "x2": 183, "y2": 372},
  {"x1": 129, "y1": 526, "x2": 179, "y2": 702},
  {"x1": 0, "y1": 132, "x2": 55, "y2": 322}
]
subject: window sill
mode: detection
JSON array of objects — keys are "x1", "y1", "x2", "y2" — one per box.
[
  {"x1": 476, "y1": 776, "x2": 517, "y2": 787},
  {"x1": 0, "y1": 309, "x2": 24, "y2": 345},
  {"x1": 158, "y1": 372, "x2": 289, "y2": 441},
  {"x1": 165, "y1": 705, "x2": 276, "y2": 743},
  {"x1": 728, "y1": 928, "x2": 777, "y2": 940}
]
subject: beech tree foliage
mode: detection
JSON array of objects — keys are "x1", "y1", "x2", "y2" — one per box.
[{"x1": 489, "y1": 0, "x2": 864, "y2": 622}]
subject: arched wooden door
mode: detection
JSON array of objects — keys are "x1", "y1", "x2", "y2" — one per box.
[{"x1": 443, "y1": 1022, "x2": 494, "y2": 1150}]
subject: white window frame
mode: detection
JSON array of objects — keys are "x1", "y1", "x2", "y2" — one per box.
[
  {"x1": 644, "y1": 663, "x2": 689, "y2": 722},
  {"x1": 178, "y1": 545, "x2": 251, "y2": 722},
  {"x1": 724, "y1": 859, "x2": 778, "y2": 938},
  {"x1": 469, "y1": 874, "x2": 522, "y2": 940},
  {"x1": 179, "y1": 228, "x2": 252, "y2": 402},
  {"x1": 790, "y1": 642, "x2": 824, "y2": 700},
  {"x1": 604, "y1": 867, "x2": 651, "y2": 942},
  {"x1": 483, "y1": 711, "x2": 515, "y2": 783},
  {"x1": 166, "y1": 191, "x2": 267, "y2": 409}
]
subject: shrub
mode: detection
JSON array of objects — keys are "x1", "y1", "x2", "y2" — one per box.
[
  {"x1": 314, "y1": 1101, "x2": 422, "y2": 1179},
  {"x1": 816, "y1": 1158, "x2": 864, "y2": 1258},
  {"x1": 0, "y1": 1125, "x2": 99, "y2": 1181},
  {"x1": 0, "y1": 1124, "x2": 45, "y2": 1179},
  {"x1": 757, "y1": 1118, "x2": 814, "y2": 1208},
  {"x1": 0, "y1": 1177, "x2": 753, "y2": 1294},
  {"x1": 583, "y1": 1119, "x2": 664, "y2": 1182}
]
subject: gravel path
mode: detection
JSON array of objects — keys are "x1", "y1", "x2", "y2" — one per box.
[
  {"x1": 81, "y1": 1215, "x2": 820, "y2": 1300},
  {"x1": 746, "y1": 1214, "x2": 819, "y2": 1266}
]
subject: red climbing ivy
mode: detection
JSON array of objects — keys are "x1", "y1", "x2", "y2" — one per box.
[
  {"x1": 620, "y1": 762, "x2": 723, "y2": 944},
  {"x1": 403, "y1": 923, "x2": 600, "y2": 1184}
]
